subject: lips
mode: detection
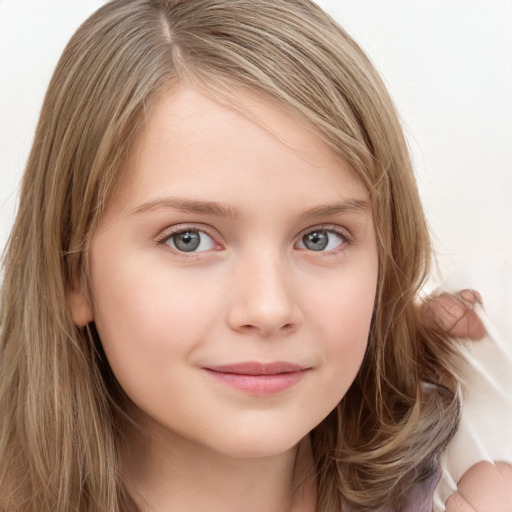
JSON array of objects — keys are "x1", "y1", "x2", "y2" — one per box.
[
  {"x1": 205, "y1": 361, "x2": 308, "y2": 375},
  {"x1": 202, "y1": 361, "x2": 310, "y2": 395}
]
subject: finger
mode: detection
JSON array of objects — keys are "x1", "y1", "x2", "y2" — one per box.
[
  {"x1": 450, "y1": 289, "x2": 486, "y2": 340},
  {"x1": 447, "y1": 308, "x2": 486, "y2": 341},
  {"x1": 496, "y1": 461, "x2": 512, "y2": 482},
  {"x1": 419, "y1": 292, "x2": 486, "y2": 340},
  {"x1": 459, "y1": 289, "x2": 483, "y2": 306},
  {"x1": 445, "y1": 491, "x2": 479, "y2": 512},
  {"x1": 453, "y1": 461, "x2": 512, "y2": 512},
  {"x1": 450, "y1": 290, "x2": 485, "y2": 340}
]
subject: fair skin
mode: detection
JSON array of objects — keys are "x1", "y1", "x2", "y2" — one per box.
[
  {"x1": 423, "y1": 294, "x2": 512, "y2": 511},
  {"x1": 70, "y1": 85, "x2": 511, "y2": 511},
  {"x1": 71, "y1": 85, "x2": 379, "y2": 512},
  {"x1": 446, "y1": 462, "x2": 512, "y2": 512},
  {"x1": 419, "y1": 289, "x2": 486, "y2": 341}
]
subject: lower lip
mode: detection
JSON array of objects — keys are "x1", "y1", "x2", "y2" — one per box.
[{"x1": 203, "y1": 369, "x2": 308, "y2": 395}]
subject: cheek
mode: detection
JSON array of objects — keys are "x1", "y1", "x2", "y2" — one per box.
[
  {"x1": 306, "y1": 265, "x2": 377, "y2": 408},
  {"x1": 89, "y1": 254, "x2": 220, "y2": 393},
  {"x1": 315, "y1": 264, "x2": 377, "y2": 344}
]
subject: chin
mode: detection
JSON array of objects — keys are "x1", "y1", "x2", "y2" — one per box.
[{"x1": 206, "y1": 426, "x2": 308, "y2": 460}]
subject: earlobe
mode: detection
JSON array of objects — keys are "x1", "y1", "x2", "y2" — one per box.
[{"x1": 69, "y1": 288, "x2": 94, "y2": 327}]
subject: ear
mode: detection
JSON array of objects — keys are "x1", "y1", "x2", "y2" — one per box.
[{"x1": 69, "y1": 287, "x2": 94, "y2": 327}]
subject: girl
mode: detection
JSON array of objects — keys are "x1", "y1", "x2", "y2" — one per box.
[{"x1": 0, "y1": 1, "x2": 505, "y2": 511}]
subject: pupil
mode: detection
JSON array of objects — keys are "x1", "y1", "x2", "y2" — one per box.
[
  {"x1": 304, "y1": 231, "x2": 328, "y2": 251},
  {"x1": 174, "y1": 231, "x2": 200, "y2": 252}
]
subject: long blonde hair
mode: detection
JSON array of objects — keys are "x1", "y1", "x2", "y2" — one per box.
[{"x1": 0, "y1": 1, "x2": 460, "y2": 510}]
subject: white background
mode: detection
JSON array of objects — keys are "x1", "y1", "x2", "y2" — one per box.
[{"x1": 1, "y1": 0, "x2": 511, "y2": 285}]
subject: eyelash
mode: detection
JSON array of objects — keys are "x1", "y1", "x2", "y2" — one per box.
[
  {"x1": 155, "y1": 224, "x2": 220, "y2": 254},
  {"x1": 297, "y1": 226, "x2": 352, "y2": 255},
  {"x1": 155, "y1": 224, "x2": 352, "y2": 256}
]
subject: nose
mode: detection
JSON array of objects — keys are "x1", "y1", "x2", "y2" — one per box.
[{"x1": 226, "y1": 252, "x2": 303, "y2": 337}]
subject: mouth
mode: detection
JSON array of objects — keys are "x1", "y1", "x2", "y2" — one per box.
[{"x1": 202, "y1": 361, "x2": 311, "y2": 395}]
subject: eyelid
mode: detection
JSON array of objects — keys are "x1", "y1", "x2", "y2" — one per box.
[
  {"x1": 155, "y1": 224, "x2": 223, "y2": 253},
  {"x1": 154, "y1": 223, "x2": 352, "y2": 255},
  {"x1": 295, "y1": 224, "x2": 353, "y2": 252}
]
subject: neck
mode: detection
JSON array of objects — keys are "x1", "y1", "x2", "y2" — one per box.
[{"x1": 120, "y1": 415, "x2": 316, "y2": 512}]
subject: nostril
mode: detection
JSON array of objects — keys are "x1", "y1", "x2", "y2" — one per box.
[
  {"x1": 237, "y1": 322, "x2": 296, "y2": 336},
  {"x1": 226, "y1": 291, "x2": 303, "y2": 336}
]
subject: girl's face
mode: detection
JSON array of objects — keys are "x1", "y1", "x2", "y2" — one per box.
[{"x1": 71, "y1": 86, "x2": 379, "y2": 458}]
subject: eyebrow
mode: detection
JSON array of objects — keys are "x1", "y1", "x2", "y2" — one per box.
[
  {"x1": 299, "y1": 199, "x2": 370, "y2": 218},
  {"x1": 130, "y1": 196, "x2": 370, "y2": 219},
  {"x1": 130, "y1": 197, "x2": 242, "y2": 219}
]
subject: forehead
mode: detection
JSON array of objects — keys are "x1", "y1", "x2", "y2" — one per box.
[{"x1": 108, "y1": 84, "x2": 369, "y2": 216}]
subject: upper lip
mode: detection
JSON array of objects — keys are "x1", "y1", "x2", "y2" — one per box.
[{"x1": 204, "y1": 362, "x2": 309, "y2": 375}]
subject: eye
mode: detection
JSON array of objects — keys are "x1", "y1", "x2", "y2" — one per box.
[
  {"x1": 297, "y1": 229, "x2": 346, "y2": 252},
  {"x1": 163, "y1": 229, "x2": 216, "y2": 253}
]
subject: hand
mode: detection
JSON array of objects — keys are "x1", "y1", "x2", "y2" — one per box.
[
  {"x1": 419, "y1": 289, "x2": 486, "y2": 340},
  {"x1": 445, "y1": 461, "x2": 512, "y2": 512}
]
